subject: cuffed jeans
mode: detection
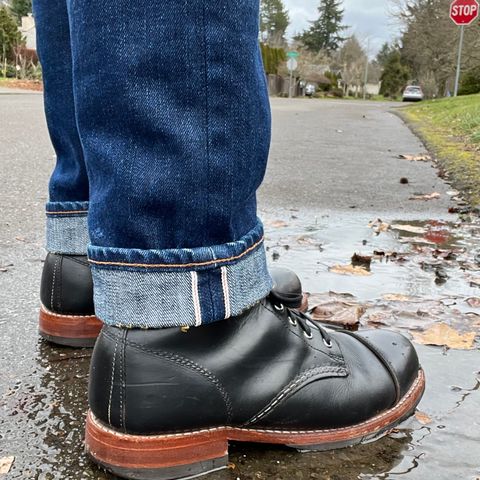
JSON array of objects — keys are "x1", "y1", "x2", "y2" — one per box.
[{"x1": 34, "y1": 0, "x2": 273, "y2": 328}]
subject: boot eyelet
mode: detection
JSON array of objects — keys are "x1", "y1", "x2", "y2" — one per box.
[
  {"x1": 274, "y1": 303, "x2": 285, "y2": 312},
  {"x1": 323, "y1": 338, "x2": 333, "y2": 348},
  {"x1": 303, "y1": 331, "x2": 313, "y2": 340},
  {"x1": 289, "y1": 316, "x2": 297, "y2": 327}
]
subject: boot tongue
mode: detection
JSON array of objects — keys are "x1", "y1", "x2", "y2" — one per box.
[{"x1": 269, "y1": 267, "x2": 303, "y2": 309}]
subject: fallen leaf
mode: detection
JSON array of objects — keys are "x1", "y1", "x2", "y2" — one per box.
[
  {"x1": 296, "y1": 235, "x2": 317, "y2": 246},
  {"x1": 391, "y1": 224, "x2": 426, "y2": 235},
  {"x1": 410, "y1": 192, "x2": 441, "y2": 201},
  {"x1": 382, "y1": 294, "x2": 413, "y2": 302},
  {"x1": 399, "y1": 236, "x2": 436, "y2": 245},
  {"x1": 269, "y1": 220, "x2": 288, "y2": 228},
  {"x1": 309, "y1": 293, "x2": 366, "y2": 329},
  {"x1": 329, "y1": 264, "x2": 372, "y2": 276},
  {"x1": 351, "y1": 253, "x2": 372, "y2": 269},
  {"x1": 399, "y1": 154, "x2": 431, "y2": 162},
  {"x1": 412, "y1": 323, "x2": 476, "y2": 350},
  {"x1": 467, "y1": 297, "x2": 480, "y2": 308},
  {"x1": 0, "y1": 456, "x2": 14, "y2": 474},
  {"x1": 311, "y1": 305, "x2": 365, "y2": 328},
  {"x1": 446, "y1": 190, "x2": 460, "y2": 197},
  {"x1": 415, "y1": 411, "x2": 433, "y2": 425},
  {"x1": 368, "y1": 219, "x2": 390, "y2": 234},
  {"x1": 299, "y1": 293, "x2": 309, "y2": 313}
]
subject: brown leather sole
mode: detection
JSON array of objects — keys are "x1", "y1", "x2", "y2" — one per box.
[
  {"x1": 39, "y1": 304, "x2": 102, "y2": 348},
  {"x1": 85, "y1": 368, "x2": 425, "y2": 480}
]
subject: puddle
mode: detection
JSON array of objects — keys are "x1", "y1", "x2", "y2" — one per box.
[{"x1": 1, "y1": 209, "x2": 479, "y2": 480}]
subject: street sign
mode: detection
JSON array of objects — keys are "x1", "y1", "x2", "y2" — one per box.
[
  {"x1": 287, "y1": 51, "x2": 299, "y2": 58},
  {"x1": 287, "y1": 58, "x2": 298, "y2": 71},
  {"x1": 450, "y1": 0, "x2": 479, "y2": 25},
  {"x1": 450, "y1": 0, "x2": 479, "y2": 96}
]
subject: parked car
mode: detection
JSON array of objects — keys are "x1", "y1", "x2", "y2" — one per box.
[
  {"x1": 305, "y1": 83, "x2": 316, "y2": 97},
  {"x1": 402, "y1": 85, "x2": 424, "y2": 102}
]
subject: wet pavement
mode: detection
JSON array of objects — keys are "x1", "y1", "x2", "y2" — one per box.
[{"x1": 1, "y1": 94, "x2": 479, "y2": 479}]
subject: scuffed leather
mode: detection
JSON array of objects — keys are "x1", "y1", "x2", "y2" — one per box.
[
  {"x1": 89, "y1": 294, "x2": 420, "y2": 435},
  {"x1": 40, "y1": 253, "x2": 95, "y2": 315}
]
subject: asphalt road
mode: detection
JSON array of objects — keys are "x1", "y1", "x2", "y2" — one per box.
[
  {"x1": 260, "y1": 97, "x2": 452, "y2": 216},
  {"x1": 0, "y1": 92, "x2": 478, "y2": 480}
]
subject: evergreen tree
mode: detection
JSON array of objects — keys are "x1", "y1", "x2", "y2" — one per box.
[
  {"x1": 379, "y1": 50, "x2": 410, "y2": 98},
  {"x1": 376, "y1": 42, "x2": 393, "y2": 68},
  {"x1": 10, "y1": 0, "x2": 32, "y2": 23},
  {"x1": 0, "y1": 6, "x2": 22, "y2": 64},
  {"x1": 260, "y1": 0, "x2": 289, "y2": 48},
  {"x1": 295, "y1": 0, "x2": 347, "y2": 53}
]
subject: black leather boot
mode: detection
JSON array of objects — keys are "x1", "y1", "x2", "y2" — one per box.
[
  {"x1": 39, "y1": 253, "x2": 102, "y2": 347},
  {"x1": 85, "y1": 269, "x2": 425, "y2": 480}
]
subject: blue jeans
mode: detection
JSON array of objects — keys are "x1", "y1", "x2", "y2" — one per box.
[{"x1": 34, "y1": 0, "x2": 273, "y2": 328}]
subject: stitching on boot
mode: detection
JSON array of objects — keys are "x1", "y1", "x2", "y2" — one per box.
[
  {"x1": 88, "y1": 371, "x2": 424, "y2": 438},
  {"x1": 120, "y1": 330, "x2": 127, "y2": 432},
  {"x1": 245, "y1": 366, "x2": 348, "y2": 426},
  {"x1": 108, "y1": 338, "x2": 119, "y2": 427},
  {"x1": 50, "y1": 256, "x2": 59, "y2": 311},
  {"x1": 58, "y1": 255, "x2": 63, "y2": 312},
  {"x1": 103, "y1": 329, "x2": 233, "y2": 421}
]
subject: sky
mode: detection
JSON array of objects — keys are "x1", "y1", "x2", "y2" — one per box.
[{"x1": 283, "y1": 0, "x2": 402, "y2": 56}]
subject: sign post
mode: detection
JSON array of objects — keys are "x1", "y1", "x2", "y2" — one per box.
[
  {"x1": 287, "y1": 57, "x2": 298, "y2": 99},
  {"x1": 449, "y1": 0, "x2": 479, "y2": 96}
]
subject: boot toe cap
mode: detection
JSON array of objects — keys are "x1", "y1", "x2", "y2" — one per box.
[{"x1": 356, "y1": 329, "x2": 420, "y2": 399}]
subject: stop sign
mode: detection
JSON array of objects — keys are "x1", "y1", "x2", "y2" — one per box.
[{"x1": 450, "y1": 0, "x2": 479, "y2": 25}]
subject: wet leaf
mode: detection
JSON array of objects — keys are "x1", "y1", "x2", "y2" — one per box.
[
  {"x1": 447, "y1": 190, "x2": 460, "y2": 197},
  {"x1": 329, "y1": 264, "x2": 372, "y2": 276},
  {"x1": 410, "y1": 192, "x2": 441, "y2": 201},
  {"x1": 391, "y1": 224, "x2": 426, "y2": 235},
  {"x1": 412, "y1": 323, "x2": 476, "y2": 350},
  {"x1": 382, "y1": 294, "x2": 413, "y2": 302},
  {"x1": 368, "y1": 218, "x2": 390, "y2": 234},
  {"x1": 415, "y1": 411, "x2": 433, "y2": 425},
  {"x1": 0, "y1": 456, "x2": 14, "y2": 474},
  {"x1": 469, "y1": 277, "x2": 480, "y2": 287},
  {"x1": 467, "y1": 297, "x2": 480, "y2": 308},
  {"x1": 268, "y1": 220, "x2": 288, "y2": 228},
  {"x1": 309, "y1": 293, "x2": 366, "y2": 328},
  {"x1": 351, "y1": 253, "x2": 372, "y2": 269},
  {"x1": 296, "y1": 235, "x2": 317, "y2": 246},
  {"x1": 299, "y1": 293, "x2": 309, "y2": 313},
  {"x1": 399, "y1": 236, "x2": 436, "y2": 245},
  {"x1": 399, "y1": 154, "x2": 431, "y2": 162}
]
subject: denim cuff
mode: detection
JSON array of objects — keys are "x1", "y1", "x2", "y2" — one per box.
[
  {"x1": 46, "y1": 201, "x2": 89, "y2": 255},
  {"x1": 88, "y1": 220, "x2": 273, "y2": 328}
]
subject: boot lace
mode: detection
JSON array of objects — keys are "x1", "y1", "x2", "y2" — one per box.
[{"x1": 273, "y1": 303, "x2": 333, "y2": 348}]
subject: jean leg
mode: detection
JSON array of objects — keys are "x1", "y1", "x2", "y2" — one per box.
[
  {"x1": 67, "y1": 0, "x2": 272, "y2": 327},
  {"x1": 33, "y1": 0, "x2": 89, "y2": 254}
]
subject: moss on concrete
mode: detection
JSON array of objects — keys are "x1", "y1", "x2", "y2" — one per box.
[{"x1": 400, "y1": 94, "x2": 480, "y2": 207}]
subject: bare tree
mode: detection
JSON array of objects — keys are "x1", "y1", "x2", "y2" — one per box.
[{"x1": 391, "y1": 0, "x2": 480, "y2": 96}]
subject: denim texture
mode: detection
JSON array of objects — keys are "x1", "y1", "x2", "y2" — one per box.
[
  {"x1": 33, "y1": 0, "x2": 89, "y2": 204},
  {"x1": 33, "y1": 0, "x2": 90, "y2": 254},
  {"x1": 35, "y1": 0, "x2": 273, "y2": 326},
  {"x1": 46, "y1": 201, "x2": 89, "y2": 254},
  {"x1": 92, "y1": 238, "x2": 271, "y2": 328}
]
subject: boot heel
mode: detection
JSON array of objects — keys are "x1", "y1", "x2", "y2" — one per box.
[
  {"x1": 39, "y1": 305, "x2": 102, "y2": 348},
  {"x1": 85, "y1": 411, "x2": 229, "y2": 480}
]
